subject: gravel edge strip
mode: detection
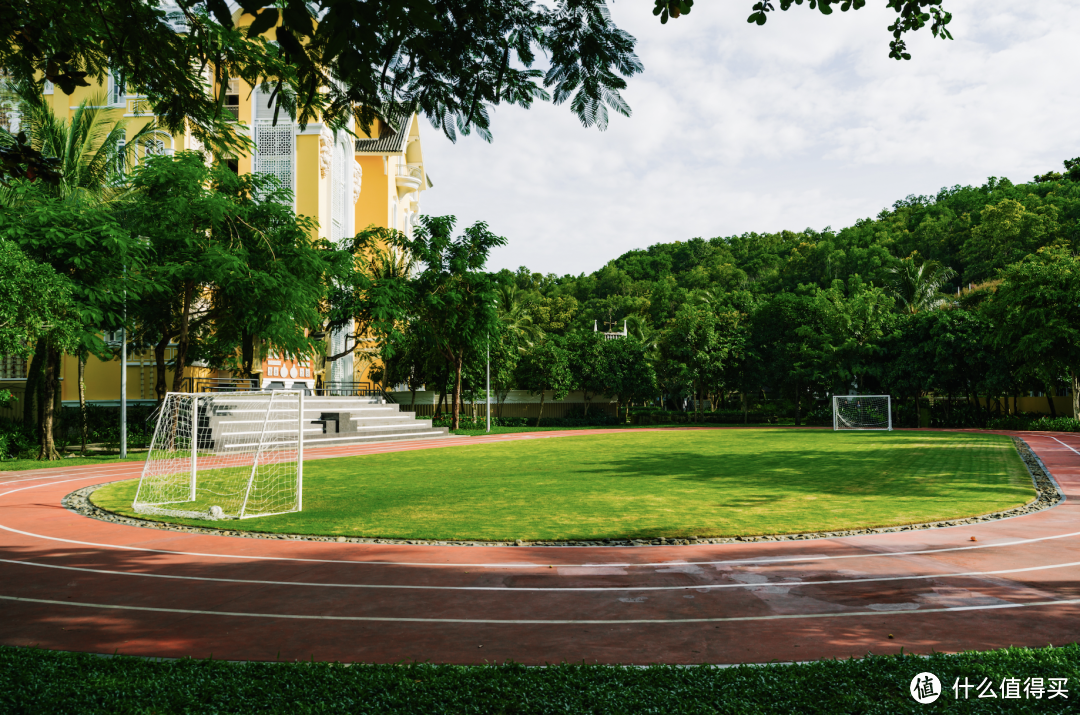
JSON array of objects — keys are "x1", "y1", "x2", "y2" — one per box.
[{"x1": 63, "y1": 436, "x2": 1062, "y2": 548}]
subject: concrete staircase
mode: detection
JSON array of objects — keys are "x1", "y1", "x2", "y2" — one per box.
[
  {"x1": 301, "y1": 396, "x2": 450, "y2": 447},
  {"x1": 201, "y1": 395, "x2": 449, "y2": 452}
]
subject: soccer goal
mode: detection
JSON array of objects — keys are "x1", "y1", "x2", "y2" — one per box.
[
  {"x1": 833, "y1": 394, "x2": 892, "y2": 431},
  {"x1": 132, "y1": 390, "x2": 304, "y2": 520}
]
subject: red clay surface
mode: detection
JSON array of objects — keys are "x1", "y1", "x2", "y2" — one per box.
[{"x1": 2, "y1": 427, "x2": 1080, "y2": 665}]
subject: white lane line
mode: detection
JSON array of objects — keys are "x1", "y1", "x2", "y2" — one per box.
[
  {"x1": 2, "y1": 468, "x2": 1078, "y2": 571},
  {"x1": 1049, "y1": 435, "x2": 1080, "y2": 457},
  {"x1": 2, "y1": 593, "x2": 1079, "y2": 624},
  {"x1": 0, "y1": 467, "x2": 141, "y2": 487},
  {"x1": 4, "y1": 555, "x2": 1080, "y2": 592}
]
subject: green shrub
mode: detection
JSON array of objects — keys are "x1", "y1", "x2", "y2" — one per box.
[
  {"x1": 2, "y1": 644, "x2": 1079, "y2": 714},
  {"x1": 988, "y1": 414, "x2": 1080, "y2": 432}
]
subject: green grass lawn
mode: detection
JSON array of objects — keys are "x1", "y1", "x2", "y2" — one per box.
[
  {"x1": 4, "y1": 644, "x2": 1078, "y2": 714},
  {"x1": 91, "y1": 429, "x2": 1035, "y2": 541}
]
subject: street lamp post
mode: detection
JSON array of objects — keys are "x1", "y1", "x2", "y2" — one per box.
[
  {"x1": 119, "y1": 266, "x2": 127, "y2": 458},
  {"x1": 486, "y1": 339, "x2": 491, "y2": 433}
]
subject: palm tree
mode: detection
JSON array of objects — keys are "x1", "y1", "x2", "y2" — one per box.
[
  {"x1": 885, "y1": 253, "x2": 958, "y2": 314},
  {"x1": 0, "y1": 82, "x2": 153, "y2": 206},
  {"x1": 1, "y1": 83, "x2": 153, "y2": 458},
  {"x1": 496, "y1": 284, "x2": 542, "y2": 350},
  {"x1": 625, "y1": 314, "x2": 661, "y2": 361}
]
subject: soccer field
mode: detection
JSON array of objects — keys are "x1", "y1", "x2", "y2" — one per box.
[{"x1": 92, "y1": 429, "x2": 1035, "y2": 542}]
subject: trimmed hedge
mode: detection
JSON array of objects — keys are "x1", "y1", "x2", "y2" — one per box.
[
  {"x1": 427, "y1": 415, "x2": 624, "y2": 428},
  {"x1": 988, "y1": 414, "x2": 1080, "y2": 432},
  {"x1": 1, "y1": 644, "x2": 1078, "y2": 713}
]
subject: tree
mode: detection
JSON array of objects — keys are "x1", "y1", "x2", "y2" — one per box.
[
  {"x1": 1, "y1": 0, "x2": 956, "y2": 159},
  {"x1": 125, "y1": 152, "x2": 237, "y2": 399},
  {"x1": 199, "y1": 168, "x2": 330, "y2": 379},
  {"x1": 0, "y1": 84, "x2": 150, "y2": 205},
  {"x1": 1, "y1": 0, "x2": 643, "y2": 152},
  {"x1": 399, "y1": 216, "x2": 505, "y2": 430},
  {"x1": 496, "y1": 284, "x2": 542, "y2": 348},
  {"x1": 0, "y1": 184, "x2": 140, "y2": 458},
  {"x1": 566, "y1": 330, "x2": 606, "y2": 416},
  {"x1": 749, "y1": 293, "x2": 828, "y2": 424},
  {"x1": 884, "y1": 252, "x2": 957, "y2": 314},
  {"x1": 813, "y1": 278, "x2": 896, "y2": 396},
  {"x1": 0, "y1": 239, "x2": 75, "y2": 412},
  {"x1": 2, "y1": 83, "x2": 152, "y2": 446},
  {"x1": 596, "y1": 335, "x2": 657, "y2": 421},
  {"x1": 516, "y1": 335, "x2": 573, "y2": 427},
  {"x1": 989, "y1": 247, "x2": 1080, "y2": 419},
  {"x1": 661, "y1": 304, "x2": 742, "y2": 422},
  {"x1": 744, "y1": 0, "x2": 954, "y2": 61}
]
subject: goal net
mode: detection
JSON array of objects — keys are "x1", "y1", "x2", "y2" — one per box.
[
  {"x1": 833, "y1": 395, "x2": 892, "y2": 431},
  {"x1": 133, "y1": 390, "x2": 304, "y2": 520}
]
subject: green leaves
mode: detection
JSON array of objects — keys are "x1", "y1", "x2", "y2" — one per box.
[
  {"x1": 245, "y1": 8, "x2": 279, "y2": 38},
  {"x1": 653, "y1": 0, "x2": 693, "y2": 24},
  {"x1": 745, "y1": 0, "x2": 948, "y2": 59}
]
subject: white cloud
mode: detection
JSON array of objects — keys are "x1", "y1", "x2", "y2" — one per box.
[{"x1": 418, "y1": 0, "x2": 1080, "y2": 275}]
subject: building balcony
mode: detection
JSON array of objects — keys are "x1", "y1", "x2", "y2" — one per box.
[{"x1": 395, "y1": 163, "x2": 423, "y2": 198}]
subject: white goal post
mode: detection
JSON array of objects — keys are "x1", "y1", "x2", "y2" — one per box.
[
  {"x1": 833, "y1": 395, "x2": 892, "y2": 431},
  {"x1": 133, "y1": 390, "x2": 304, "y2": 520}
]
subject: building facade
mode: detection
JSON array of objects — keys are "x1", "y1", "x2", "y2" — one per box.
[{"x1": 0, "y1": 8, "x2": 428, "y2": 411}]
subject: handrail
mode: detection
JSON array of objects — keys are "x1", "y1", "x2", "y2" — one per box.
[{"x1": 180, "y1": 377, "x2": 259, "y2": 393}]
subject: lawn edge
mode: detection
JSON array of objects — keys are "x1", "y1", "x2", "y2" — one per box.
[{"x1": 70, "y1": 436, "x2": 1060, "y2": 548}]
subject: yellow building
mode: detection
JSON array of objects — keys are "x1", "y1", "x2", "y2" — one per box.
[{"x1": 0, "y1": 23, "x2": 429, "y2": 411}]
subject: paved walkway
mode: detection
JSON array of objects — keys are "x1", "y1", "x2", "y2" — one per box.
[{"x1": 2, "y1": 428, "x2": 1079, "y2": 665}]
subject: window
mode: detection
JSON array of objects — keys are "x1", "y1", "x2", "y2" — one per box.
[
  {"x1": 43, "y1": 80, "x2": 54, "y2": 95},
  {"x1": 116, "y1": 139, "x2": 126, "y2": 178},
  {"x1": 0, "y1": 354, "x2": 27, "y2": 380},
  {"x1": 108, "y1": 69, "x2": 125, "y2": 106},
  {"x1": 225, "y1": 157, "x2": 239, "y2": 174},
  {"x1": 144, "y1": 135, "x2": 166, "y2": 157},
  {"x1": 224, "y1": 79, "x2": 239, "y2": 121}
]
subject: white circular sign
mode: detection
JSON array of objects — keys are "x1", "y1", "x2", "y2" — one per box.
[
  {"x1": 910, "y1": 672, "x2": 941, "y2": 704},
  {"x1": 289, "y1": 366, "x2": 298, "y2": 378}
]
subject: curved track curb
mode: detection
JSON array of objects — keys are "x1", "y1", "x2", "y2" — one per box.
[{"x1": 65, "y1": 435, "x2": 1063, "y2": 547}]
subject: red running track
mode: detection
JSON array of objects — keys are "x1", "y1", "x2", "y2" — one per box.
[{"x1": 2, "y1": 428, "x2": 1080, "y2": 665}]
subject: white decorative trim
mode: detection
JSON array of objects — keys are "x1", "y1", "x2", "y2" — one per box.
[
  {"x1": 351, "y1": 158, "x2": 362, "y2": 204},
  {"x1": 319, "y1": 125, "x2": 334, "y2": 179}
]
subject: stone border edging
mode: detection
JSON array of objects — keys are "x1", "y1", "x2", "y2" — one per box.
[{"x1": 63, "y1": 436, "x2": 1063, "y2": 548}]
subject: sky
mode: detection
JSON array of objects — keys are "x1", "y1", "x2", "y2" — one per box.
[{"x1": 418, "y1": 0, "x2": 1080, "y2": 276}]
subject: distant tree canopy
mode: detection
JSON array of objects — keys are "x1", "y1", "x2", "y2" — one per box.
[{"x1": 451, "y1": 158, "x2": 1080, "y2": 427}]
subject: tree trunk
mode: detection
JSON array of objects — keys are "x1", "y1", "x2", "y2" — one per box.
[
  {"x1": 434, "y1": 389, "x2": 445, "y2": 419},
  {"x1": 78, "y1": 354, "x2": 88, "y2": 453},
  {"x1": 154, "y1": 333, "x2": 169, "y2": 402},
  {"x1": 743, "y1": 390, "x2": 748, "y2": 424},
  {"x1": 1045, "y1": 383, "x2": 1058, "y2": 418},
  {"x1": 37, "y1": 345, "x2": 60, "y2": 461},
  {"x1": 23, "y1": 338, "x2": 44, "y2": 432},
  {"x1": 170, "y1": 282, "x2": 195, "y2": 394},
  {"x1": 1072, "y1": 373, "x2": 1079, "y2": 420},
  {"x1": 582, "y1": 390, "x2": 591, "y2": 416},
  {"x1": 535, "y1": 389, "x2": 546, "y2": 428},
  {"x1": 450, "y1": 353, "x2": 463, "y2": 431},
  {"x1": 794, "y1": 380, "x2": 801, "y2": 427},
  {"x1": 241, "y1": 329, "x2": 255, "y2": 379}
]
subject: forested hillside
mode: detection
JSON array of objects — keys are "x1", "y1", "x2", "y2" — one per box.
[{"x1": 430, "y1": 160, "x2": 1080, "y2": 428}]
